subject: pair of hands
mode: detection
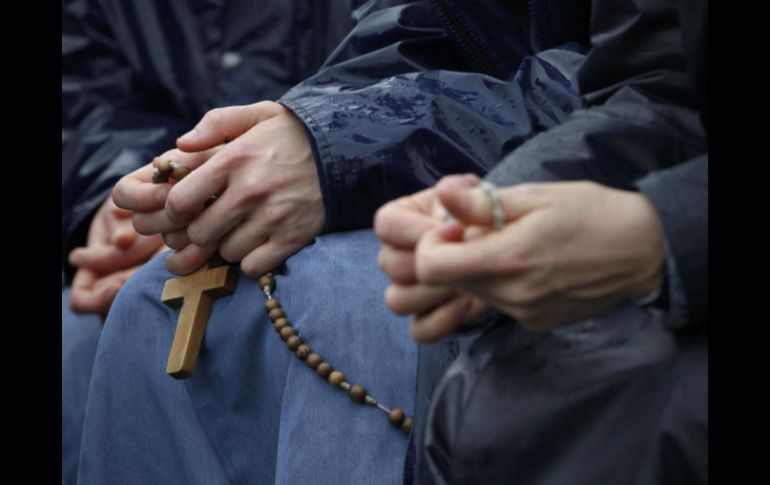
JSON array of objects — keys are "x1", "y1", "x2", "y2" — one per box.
[
  {"x1": 68, "y1": 101, "x2": 325, "y2": 316},
  {"x1": 374, "y1": 174, "x2": 665, "y2": 342},
  {"x1": 68, "y1": 197, "x2": 167, "y2": 318},
  {"x1": 112, "y1": 101, "x2": 325, "y2": 277}
]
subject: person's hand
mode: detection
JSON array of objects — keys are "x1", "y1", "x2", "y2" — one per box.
[
  {"x1": 374, "y1": 177, "x2": 488, "y2": 342},
  {"x1": 414, "y1": 174, "x2": 665, "y2": 334},
  {"x1": 112, "y1": 146, "x2": 224, "y2": 274},
  {"x1": 162, "y1": 101, "x2": 325, "y2": 276},
  {"x1": 68, "y1": 197, "x2": 166, "y2": 318}
]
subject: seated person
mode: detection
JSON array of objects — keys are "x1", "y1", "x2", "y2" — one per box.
[
  {"x1": 62, "y1": 1, "x2": 358, "y2": 482},
  {"x1": 77, "y1": 1, "x2": 592, "y2": 483},
  {"x1": 375, "y1": 0, "x2": 708, "y2": 482}
]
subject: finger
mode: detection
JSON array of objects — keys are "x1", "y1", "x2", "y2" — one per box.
[
  {"x1": 410, "y1": 293, "x2": 474, "y2": 343},
  {"x1": 154, "y1": 146, "x2": 222, "y2": 173},
  {"x1": 110, "y1": 221, "x2": 138, "y2": 249},
  {"x1": 113, "y1": 147, "x2": 221, "y2": 212},
  {"x1": 112, "y1": 163, "x2": 172, "y2": 212},
  {"x1": 177, "y1": 101, "x2": 286, "y2": 152},
  {"x1": 377, "y1": 245, "x2": 418, "y2": 284},
  {"x1": 103, "y1": 265, "x2": 143, "y2": 286},
  {"x1": 68, "y1": 235, "x2": 164, "y2": 273},
  {"x1": 164, "y1": 154, "x2": 229, "y2": 225},
  {"x1": 415, "y1": 220, "x2": 512, "y2": 285},
  {"x1": 218, "y1": 220, "x2": 269, "y2": 264},
  {"x1": 436, "y1": 177, "x2": 546, "y2": 227},
  {"x1": 69, "y1": 269, "x2": 121, "y2": 315},
  {"x1": 162, "y1": 229, "x2": 190, "y2": 251},
  {"x1": 186, "y1": 192, "x2": 248, "y2": 247},
  {"x1": 384, "y1": 283, "x2": 455, "y2": 316},
  {"x1": 165, "y1": 243, "x2": 218, "y2": 275},
  {"x1": 132, "y1": 209, "x2": 189, "y2": 235},
  {"x1": 240, "y1": 239, "x2": 299, "y2": 277},
  {"x1": 374, "y1": 202, "x2": 440, "y2": 249}
]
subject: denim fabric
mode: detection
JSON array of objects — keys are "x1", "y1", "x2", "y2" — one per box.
[
  {"x1": 62, "y1": 289, "x2": 102, "y2": 485},
  {"x1": 78, "y1": 229, "x2": 418, "y2": 484}
]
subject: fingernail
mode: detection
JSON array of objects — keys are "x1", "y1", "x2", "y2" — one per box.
[
  {"x1": 178, "y1": 128, "x2": 198, "y2": 142},
  {"x1": 68, "y1": 250, "x2": 81, "y2": 265}
]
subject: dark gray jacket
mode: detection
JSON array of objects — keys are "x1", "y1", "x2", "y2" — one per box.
[{"x1": 420, "y1": 0, "x2": 708, "y2": 483}]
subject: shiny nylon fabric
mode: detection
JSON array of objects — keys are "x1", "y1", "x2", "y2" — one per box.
[
  {"x1": 61, "y1": 0, "x2": 365, "y2": 277},
  {"x1": 280, "y1": 0, "x2": 590, "y2": 232},
  {"x1": 422, "y1": 0, "x2": 708, "y2": 482}
]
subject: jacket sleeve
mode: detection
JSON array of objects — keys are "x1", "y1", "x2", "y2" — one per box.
[
  {"x1": 279, "y1": 0, "x2": 588, "y2": 231},
  {"x1": 636, "y1": 154, "x2": 707, "y2": 328},
  {"x1": 62, "y1": 0, "x2": 191, "y2": 272},
  {"x1": 485, "y1": 0, "x2": 708, "y2": 327}
]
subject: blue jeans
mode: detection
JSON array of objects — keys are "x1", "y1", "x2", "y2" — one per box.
[
  {"x1": 78, "y1": 230, "x2": 418, "y2": 484},
  {"x1": 62, "y1": 289, "x2": 102, "y2": 485}
]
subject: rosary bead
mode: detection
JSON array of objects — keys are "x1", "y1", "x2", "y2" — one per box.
[
  {"x1": 401, "y1": 417, "x2": 413, "y2": 434},
  {"x1": 316, "y1": 362, "x2": 333, "y2": 378},
  {"x1": 171, "y1": 164, "x2": 191, "y2": 180},
  {"x1": 306, "y1": 353, "x2": 323, "y2": 369},
  {"x1": 279, "y1": 325, "x2": 296, "y2": 341},
  {"x1": 388, "y1": 408, "x2": 406, "y2": 427},
  {"x1": 156, "y1": 158, "x2": 173, "y2": 175},
  {"x1": 152, "y1": 169, "x2": 168, "y2": 184},
  {"x1": 328, "y1": 371, "x2": 346, "y2": 387},
  {"x1": 268, "y1": 308, "x2": 285, "y2": 322},
  {"x1": 264, "y1": 299, "x2": 281, "y2": 312},
  {"x1": 259, "y1": 275, "x2": 276, "y2": 292},
  {"x1": 348, "y1": 384, "x2": 367, "y2": 403},
  {"x1": 273, "y1": 318, "x2": 290, "y2": 332},
  {"x1": 295, "y1": 344, "x2": 311, "y2": 360},
  {"x1": 286, "y1": 335, "x2": 301, "y2": 350}
]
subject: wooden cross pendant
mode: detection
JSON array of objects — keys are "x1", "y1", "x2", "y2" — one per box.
[{"x1": 161, "y1": 255, "x2": 238, "y2": 379}]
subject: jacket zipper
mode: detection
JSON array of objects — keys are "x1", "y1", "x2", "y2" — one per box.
[
  {"x1": 525, "y1": 0, "x2": 546, "y2": 51},
  {"x1": 430, "y1": 0, "x2": 503, "y2": 78}
]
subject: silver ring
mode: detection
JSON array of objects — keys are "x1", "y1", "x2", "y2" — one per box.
[{"x1": 479, "y1": 181, "x2": 504, "y2": 230}]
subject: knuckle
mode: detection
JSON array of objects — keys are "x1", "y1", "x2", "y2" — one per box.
[
  {"x1": 261, "y1": 206, "x2": 285, "y2": 228},
  {"x1": 186, "y1": 224, "x2": 209, "y2": 247},
  {"x1": 203, "y1": 108, "x2": 226, "y2": 127},
  {"x1": 165, "y1": 191, "x2": 188, "y2": 219},
  {"x1": 415, "y1": 255, "x2": 440, "y2": 285},
  {"x1": 187, "y1": 232, "x2": 207, "y2": 248},
  {"x1": 239, "y1": 176, "x2": 269, "y2": 202}
]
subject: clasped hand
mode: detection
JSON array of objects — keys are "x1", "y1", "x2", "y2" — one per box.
[
  {"x1": 375, "y1": 174, "x2": 665, "y2": 342},
  {"x1": 112, "y1": 101, "x2": 325, "y2": 276}
]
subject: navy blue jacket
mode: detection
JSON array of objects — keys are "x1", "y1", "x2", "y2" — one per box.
[
  {"x1": 422, "y1": 0, "x2": 708, "y2": 483},
  {"x1": 61, "y1": 0, "x2": 370, "y2": 279},
  {"x1": 280, "y1": 0, "x2": 591, "y2": 232}
]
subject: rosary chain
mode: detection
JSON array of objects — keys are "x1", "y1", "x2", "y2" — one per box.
[{"x1": 258, "y1": 273, "x2": 413, "y2": 434}]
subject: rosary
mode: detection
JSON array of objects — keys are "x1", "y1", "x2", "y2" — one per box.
[{"x1": 154, "y1": 160, "x2": 413, "y2": 434}]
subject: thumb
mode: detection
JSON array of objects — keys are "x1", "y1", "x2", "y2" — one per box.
[
  {"x1": 436, "y1": 177, "x2": 545, "y2": 227},
  {"x1": 176, "y1": 101, "x2": 287, "y2": 152}
]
